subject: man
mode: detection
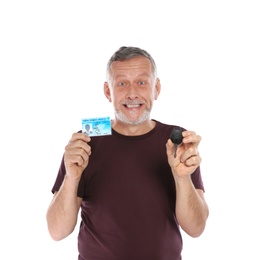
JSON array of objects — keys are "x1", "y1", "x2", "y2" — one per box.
[
  {"x1": 83, "y1": 124, "x2": 92, "y2": 135},
  {"x1": 46, "y1": 46, "x2": 209, "y2": 260}
]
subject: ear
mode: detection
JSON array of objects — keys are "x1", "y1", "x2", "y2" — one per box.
[
  {"x1": 154, "y1": 78, "x2": 161, "y2": 100},
  {"x1": 104, "y1": 82, "x2": 112, "y2": 102}
]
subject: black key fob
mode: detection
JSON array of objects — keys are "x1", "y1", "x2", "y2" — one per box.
[{"x1": 170, "y1": 128, "x2": 183, "y2": 158}]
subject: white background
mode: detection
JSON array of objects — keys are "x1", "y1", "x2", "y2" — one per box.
[{"x1": 0, "y1": 1, "x2": 263, "y2": 259}]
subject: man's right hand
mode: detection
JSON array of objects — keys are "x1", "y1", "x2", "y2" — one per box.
[{"x1": 64, "y1": 133, "x2": 91, "y2": 179}]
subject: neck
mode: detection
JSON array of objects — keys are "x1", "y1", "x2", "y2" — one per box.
[{"x1": 111, "y1": 119, "x2": 156, "y2": 136}]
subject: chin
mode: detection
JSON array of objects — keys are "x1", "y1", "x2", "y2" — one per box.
[{"x1": 116, "y1": 110, "x2": 150, "y2": 125}]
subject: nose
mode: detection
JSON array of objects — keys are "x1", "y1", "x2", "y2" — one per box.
[{"x1": 125, "y1": 84, "x2": 139, "y2": 99}]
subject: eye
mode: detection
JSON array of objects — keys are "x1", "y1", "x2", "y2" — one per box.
[
  {"x1": 118, "y1": 81, "x2": 126, "y2": 86},
  {"x1": 138, "y1": 81, "x2": 145, "y2": 85}
]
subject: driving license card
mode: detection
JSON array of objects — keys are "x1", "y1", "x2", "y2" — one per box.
[{"x1": 82, "y1": 117, "x2": 112, "y2": 137}]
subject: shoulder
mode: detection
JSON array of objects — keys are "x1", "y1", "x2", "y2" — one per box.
[{"x1": 152, "y1": 119, "x2": 186, "y2": 133}]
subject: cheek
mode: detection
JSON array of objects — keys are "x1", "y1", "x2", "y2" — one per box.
[
  {"x1": 112, "y1": 89, "x2": 125, "y2": 101},
  {"x1": 146, "y1": 90, "x2": 156, "y2": 101}
]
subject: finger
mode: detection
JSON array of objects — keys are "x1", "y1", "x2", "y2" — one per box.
[
  {"x1": 183, "y1": 154, "x2": 202, "y2": 167},
  {"x1": 66, "y1": 139, "x2": 91, "y2": 155},
  {"x1": 69, "y1": 132, "x2": 91, "y2": 143},
  {"x1": 68, "y1": 144, "x2": 91, "y2": 159},
  {"x1": 182, "y1": 132, "x2": 201, "y2": 146},
  {"x1": 180, "y1": 147, "x2": 199, "y2": 162},
  {"x1": 166, "y1": 139, "x2": 174, "y2": 148},
  {"x1": 66, "y1": 154, "x2": 86, "y2": 167},
  {"x1": 65, "y1": 147, "x2": 91, "y2": 167},
  {"x1": 182, "y1": 130, "x2": 196, "y2": 137},
  {"x1": 166, "y1": 139, "x2": 176, "y2": 157}
]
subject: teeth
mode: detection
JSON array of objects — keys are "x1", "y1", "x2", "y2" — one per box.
[{"x1": 126, "y1": 104, "x2": 140, "y2": 108}]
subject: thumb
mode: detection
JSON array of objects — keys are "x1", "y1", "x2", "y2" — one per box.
[{"x1": 166, "y1": 139, "x2": 175, "y2": 157}]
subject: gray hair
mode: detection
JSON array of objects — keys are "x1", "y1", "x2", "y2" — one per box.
[{"x1": 106, "y1": 46, "x2": 157, "y2": 78}]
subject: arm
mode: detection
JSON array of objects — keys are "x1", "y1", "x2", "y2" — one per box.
[
  {"x1": 166, "y1": 130, "x2": 209, "y2": 238},
  {"x1": 46, "y1": 133, "x2": 91, "y2": 241},
  {"x1": 175, "y1": 181, "x2": 208, "y2": 237}
]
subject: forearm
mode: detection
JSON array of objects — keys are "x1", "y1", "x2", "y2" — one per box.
[
  {"x1": 175, "y1": 176, "x2": 209, "y2": 237},
  {"x1": 46, "y1": 175, "x2": 81, "y2": 241}
]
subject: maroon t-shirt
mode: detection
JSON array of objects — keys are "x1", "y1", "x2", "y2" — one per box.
[{"x1": 52, "y1": 120, "x2": 205, "y2": 260}]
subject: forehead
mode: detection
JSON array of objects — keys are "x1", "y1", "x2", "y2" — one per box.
[{"x1": 109, "y1": 56, "x2": 152, "y2": 76}]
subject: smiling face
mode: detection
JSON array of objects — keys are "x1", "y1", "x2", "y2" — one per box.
[{"x1": 104, "y1": 56, "x2": 161, "y2": 126}]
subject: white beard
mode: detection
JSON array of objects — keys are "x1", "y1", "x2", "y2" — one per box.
[{"x1": 115, "y1": 108, "x2": 151, "y2": 125}]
